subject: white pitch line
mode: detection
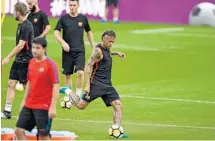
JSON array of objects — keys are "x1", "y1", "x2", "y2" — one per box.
[
  {"x1": 166, "y1": 33, "x2": 215, "y2": 38},
  {"x1": 131, "y1": 27, "x2": 184, "y2": 34},
  {"x1": 1, "y1": 88, "x2": 214, "y2": 104},
  {"x1": 121, "y1": 95, "x2": 215, "y2": 104},
  {"x1": 11, "y1": 116, "x2": 215, "y2": 130}
]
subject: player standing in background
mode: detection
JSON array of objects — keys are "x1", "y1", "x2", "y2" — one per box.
[
  {"x1": 69, "y1": 30, "x2": 127, "y2": 137},
  {"x1": 1, "y1": 2, "x2": 34, "y2": 119},
  {"x1": 15, "y1": 0, "x2": 51, "y2": 91},
  {"x1": 14, "y1": 37, "x2": 59, "y2": 140},
  {"x1": 26, "y1": 0, "x2": 51, "y2": 38},
  {"x1": 101, "y1": 0, "x2": 119, "y2": 24},
  {"x1": 54, "y1": 0, "x2": 94, "y2": 99}
]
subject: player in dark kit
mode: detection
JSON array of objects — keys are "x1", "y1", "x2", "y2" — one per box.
[
  {"x1": 14, "y1": 37, "x2": 60, "y2": 140},
  {"x1": 70, "y1": 30, "x2": 128, "y2": 137},
  {"x1": 1, "y1": 2, "x2": 34, "y2": 119},
  {"x1": 54, "y1": 0, "x2": 94, "y2": 99},
  {"x1": 27, "y1": 0, "x2": 51, "y2": 38},
  {"x1": 15, "y1": 0, "x2": 51, "y2": 91}
]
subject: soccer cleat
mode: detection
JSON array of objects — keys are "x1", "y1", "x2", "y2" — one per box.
[
  {"x1": 1, "y1": 111, "x2": 11, "y2": 119},
  {"x1": 113, "y1": 20, "x2": 119, "y2": 24},
  {"x1": 69, "y1": 94, "x2": 80, "y2": 105},
  {"x1": 101, "y1": 19, "x2": 107, "y2": 24},
  {"x1": 60, "y1": 86, "x2": 72, "y2": 94},
  {"x1": 81, "y1": 91, "x2": 90, "y2": 100},
  {"x1": 122, "y1": 133, "x2": 129, "y2": 138}
]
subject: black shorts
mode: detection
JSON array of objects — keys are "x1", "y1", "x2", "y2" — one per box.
[
  {"x1": 106, "y1": 0, "x2": 119, "y2": 7},
  {"x1": 62, "y1": 51, "x2": 85, "y2": 75},
  {"x1": 9, "y1": 61, "x2": 29, "y2": 84},
  {"x1": 82, "y1": 84, "x2": 120, "y2": 107},
  {"x1": 16, "y1": 106, "x2": 52, "y2": 136}
]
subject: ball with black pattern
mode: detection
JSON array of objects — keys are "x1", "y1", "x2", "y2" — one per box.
[
  {"x1": 108, "y1": 124, "x2": 124, "y2": 139},
  {"x1": 60, "y1": 96, "x2": 72, "y2": 109}
]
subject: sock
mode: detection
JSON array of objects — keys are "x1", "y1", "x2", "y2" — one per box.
[
  {"x1": 113, "y1": 17, "x2": 118, "y2": 21},
  {"x1": 4, "y1": 101, "x2": 12, "y2": 112},
  {"x1": 76, "y1": 88, "x2": 82, "y2": 97}
]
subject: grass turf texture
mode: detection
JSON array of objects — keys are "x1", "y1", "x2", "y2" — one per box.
[{"x1": 1, "y1": 16, "x2": 215, "y2": 140}]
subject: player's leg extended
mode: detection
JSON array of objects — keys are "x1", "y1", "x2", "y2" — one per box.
[
  {"x1": 110, "y1": 100, "x2": 122, "y2": 125},
  {"x1": 76, "y1": 100, "x2": 89, "y2": 109},
  {"x1": 70, "y1": 84, "x2": 100, "y2": 109}
]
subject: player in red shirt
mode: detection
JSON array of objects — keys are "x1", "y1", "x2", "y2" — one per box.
[{"x1": 14, "y1": 37, "x2": 60, "y2": 140}]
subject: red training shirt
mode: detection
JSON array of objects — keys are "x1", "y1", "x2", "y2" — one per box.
[{"x1": 25, "y1": 58, "x2": 59, "y2": 110}]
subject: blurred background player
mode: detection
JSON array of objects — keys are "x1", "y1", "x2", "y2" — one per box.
[
  {"x1": 15, "y1": 37, "x2": 59, "y2": 140},
  {"x1": 1, "y1": 2, "x2": 34, "y2": 119},
  {"x1": 16, "y1": 0, "x2": 51, "y2": 91},
  {"x1": 101, "y1": 0, "x2": 119, "y2": 24},
  {"x1": 69, "y1": 30, "x2": 128, "y2": 137},
  {"x1": 26, "y1": 0, "x2": 51, "y2": 38},
  {"x1": 54, "y1": 0, "x2": 94, "y2": 99}
]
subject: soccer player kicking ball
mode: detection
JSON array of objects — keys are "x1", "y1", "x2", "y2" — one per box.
[
  {"x1": 70, "y1": 30, "x2": 128, "y2": 138},
  {"x1": 14, "y1": 37, "x2": 60, "y2": 140}
]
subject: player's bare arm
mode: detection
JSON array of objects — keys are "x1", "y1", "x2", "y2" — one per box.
[
  {"x1": 87, "y1": 31, "x2": 95, "y2": 49},
  {"x1": 54, "y1": 30, "x2": 70, "y2": 52},
  {"x1": 111, "y1": 51, "x2": 126, "y2": 59},
  {"x1": 84, "y1": 48, "x2": 103, "y2": 93},
  {"x1": 49, "y1": 83, "x2": 60, "y2": 118},
  {"x1": 39, "y1": 25, "x2": 51, "y2": 38},
  {"x1": 2, "y1": 40, "x2": 27, "y2": 66}
]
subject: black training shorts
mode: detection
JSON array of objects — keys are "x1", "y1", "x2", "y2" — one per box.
[
  {"x1": 106, "y1": 0, "x2": 119, "y2": 7},
  {"x1": 9, "y1": 61, "x2": 29, "y2": 84},
  {"x1": 16, "y1": 106, "x2": 52, "y2": 136},
  {"x1": 82, "y1": 84, "x2": 120, "y2": 107},
  {"x1": 62, "y1": 51, "x2": 85, "y2": 75}
]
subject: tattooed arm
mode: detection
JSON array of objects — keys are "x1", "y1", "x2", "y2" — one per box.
[{"x1": 84, "y1": 48, "x2": 103, "y2": 93}]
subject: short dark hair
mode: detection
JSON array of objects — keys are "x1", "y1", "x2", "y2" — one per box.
[
  {"x1": 14, "y1": 2, "x2": 28, "y2": 16},
  {"x1": 102, "y1": 30, "x2": 116, "y2": 40},
  {"x1": 33, "y1": 37, "x2": 47, "y2": 48}
]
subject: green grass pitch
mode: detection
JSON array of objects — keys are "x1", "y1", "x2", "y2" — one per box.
[{"x1": 1, "y1": 16, "x2": 215, "y2": 140}]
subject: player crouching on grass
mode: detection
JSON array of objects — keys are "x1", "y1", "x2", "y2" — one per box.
[
  {"x1": 14, "y1": 37, "x2": 60, "y2": 140},
  {"x1": 69, "y1": 30, "x2": 128, "y2": 138}
]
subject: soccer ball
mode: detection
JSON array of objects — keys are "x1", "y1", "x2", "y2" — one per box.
[
  {"x1": 60, "y1": 96, "x2": 72, "y2": 109},
  {"x1": 108, "y1": 124, "x2": 123, "y2": 139},
  {"x1": 189, "y1": 2, "x2": 215, "y2": 27}
]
